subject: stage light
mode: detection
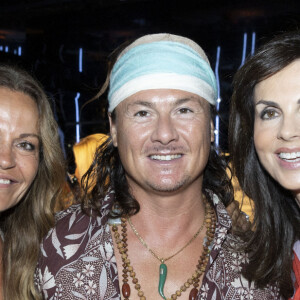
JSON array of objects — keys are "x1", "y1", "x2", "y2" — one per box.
[
  {"x1": 214, "y1": 46, "x2": 221, "y2": 149},
  {"x1": 251, "y1": 32, "x2": 256, "y2": 55},
  {"x1": 74, "y1": 92, "x2": 81, "y2": 143},
  {"x1": 79, "y1": 48, "x2": 83, "y2": 73},
  {"x1": 240, "y1": 33, "x2": 247, "y2": 67}
]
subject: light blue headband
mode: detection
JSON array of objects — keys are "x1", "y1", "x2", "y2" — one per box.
[{"x1": 108, "y1": 39, "x2": 217, "y2": 112}]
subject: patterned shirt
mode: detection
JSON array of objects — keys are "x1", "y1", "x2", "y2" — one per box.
[{"x1": 35, "y1": 191, "x2": 282, "y2": 299}]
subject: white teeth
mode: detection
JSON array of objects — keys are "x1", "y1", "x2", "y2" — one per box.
[
  {"x1": 279, "y1": 152, "x2": 300, "y2": 160},
  {"x1": 150, "y1": 154, "x2": 182, "y2": 161},
  {"x1": 0, "y1": 178, "x2": 10, "y2": 184}
]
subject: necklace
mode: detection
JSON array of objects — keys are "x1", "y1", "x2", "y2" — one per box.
[
  {"x1": 128, "y1": 217, "x2": 205, "y2": 264},
  {"x1": 112, "y1": 200, "x2": 216, "y2": 300}
]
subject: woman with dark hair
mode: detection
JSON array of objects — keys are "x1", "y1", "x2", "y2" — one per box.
[
  {"x1": 229, "y1": 31, "x2": 300, "y2": 299},
  {"x1": 0, "y1": 65, "x2": 65, "y2": 299}
]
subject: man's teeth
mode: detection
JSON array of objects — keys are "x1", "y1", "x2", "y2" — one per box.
[
  {"x1": 0, "y1": 179, "x2": 10, "y2": 184},
  {"x1": 150, "y1": 154, "x2": 182, "y2": 161},
  {"x1": 279, "y1": 152, "x2": 300, "y2": 161}
]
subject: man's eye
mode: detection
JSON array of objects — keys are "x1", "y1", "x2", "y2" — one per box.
[
  {"x1": 179, "y1": 108, "x2": 193, "y2": 114},
  {"x1": 260, "y1": 109, "x2": 279, "y2": 120},
  {"x1": 135, "y1": 111, "x2": 149, "y2": 117}
]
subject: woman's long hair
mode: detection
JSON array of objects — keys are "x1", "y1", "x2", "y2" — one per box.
[
  {"x1": 0, "y1": 65, "x2": 65, "y2": 299},
  {"x1": 228, "y1": 31, "x2": 300, "y2": 297}
]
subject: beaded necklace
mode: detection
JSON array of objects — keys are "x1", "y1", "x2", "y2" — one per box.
[{"x1": 112, "y1": 200, "x2": 216, "y2": 300}]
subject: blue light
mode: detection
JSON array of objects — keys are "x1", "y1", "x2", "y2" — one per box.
[
  {"x1": 79, "y1": 48, "x2": 83, "y2": 73},
  {"x1": 14, "y1": 49, "x2": 17, "y2": 55},
  {"x1": 0, "y1": 46, "x2": 3, "y2": 51},
  {"x1": 214, "y1": 46, "x2": 221, "y2": 111},
  {"x1": 18, "y1": 46, "x2": 22, "y2": 56},
  {"x1": 74, "y1": 92, "x2": 81, "y2": 143},
  {"x1": 251, "y1": 32, "x2": 256, "y2": 55},
  {"x1": 5, "y1": 46, "x2": 8, "y2": 53},
  {"x1": 214, "y1": 46, "x2": 221, "y2": 149},
  {"x1": 240, "y1": 33, "x2": 247, "y2": 67},
  {"x1": 215, "y1": 116, "x2": 220, "y2": 149}
]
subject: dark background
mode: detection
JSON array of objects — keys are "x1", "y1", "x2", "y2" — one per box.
[{"x1": 0, "y1": 0, "x2": 299, "y2": 164}]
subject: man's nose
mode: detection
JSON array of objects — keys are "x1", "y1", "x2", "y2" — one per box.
[{"x1": 151, "y1": 115, "x2": 179, "y2": 145}]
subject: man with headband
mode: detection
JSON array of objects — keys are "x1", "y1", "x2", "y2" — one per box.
[{"x1": 35, "y1": 34, "x2": 280, "y2": 299}]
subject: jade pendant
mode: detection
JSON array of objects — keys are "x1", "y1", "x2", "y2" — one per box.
[{"x1": 158, "y1": 263, "x2": 167, "y2": 300}]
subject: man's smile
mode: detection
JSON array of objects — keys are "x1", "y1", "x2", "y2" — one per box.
[{"x1": 149, "y1": 154, "x2": 182, "y2": 161}]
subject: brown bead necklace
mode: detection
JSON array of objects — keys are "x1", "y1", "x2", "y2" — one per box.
[{"x1": 111, "y1": 200, "x2": 216, "y2": 300}]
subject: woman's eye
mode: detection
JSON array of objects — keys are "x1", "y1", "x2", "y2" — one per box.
[
  {"x1": 17, "y1": 142, "x2": 35, "y2": 151},
  {"x1": 261, "y1": 109, "x2": 279, "y2": 120},
  {"x1": 135, "y1": 111, "x2": 149, "y2": 117}
]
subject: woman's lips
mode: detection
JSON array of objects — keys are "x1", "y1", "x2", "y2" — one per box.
[{"x1": 278, "y1": 151, "x2": 300, "y2": 161}]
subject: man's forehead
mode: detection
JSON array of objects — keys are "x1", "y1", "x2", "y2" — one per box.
[{"x1": 117, "y1": 89, "x2": 209, "y2": 110}]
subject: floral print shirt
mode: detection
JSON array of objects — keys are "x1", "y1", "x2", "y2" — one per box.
[{"x1": 35, "y1": 191, "x2": 282, "y2": 299}]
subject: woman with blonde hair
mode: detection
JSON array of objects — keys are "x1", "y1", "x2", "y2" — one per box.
[{"x1": 0, "y1": 64, "x2": 65, "y2": 299}]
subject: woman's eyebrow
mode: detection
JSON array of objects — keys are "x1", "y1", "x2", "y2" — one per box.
[
  {"x1": 255, "y1": 99, "x2": 279, "y2": 107},
  {"x1": 19, "y1": 133, "x2": 40, "y2": 139}
]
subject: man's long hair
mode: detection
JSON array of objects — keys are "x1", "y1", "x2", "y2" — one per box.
[
  {"x1": 82, "y1": 107, "x2": 234, "y2": 217},
  {"x1": 82, "y1": 36, "x2": 233, "y2": 216}
]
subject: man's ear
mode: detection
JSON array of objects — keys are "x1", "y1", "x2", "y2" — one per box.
[
  {"x1": 108, "y1": 113, "x2": 118, "y2": 147},
  {"x1": 210, "y1": 119, "x2": 215, "y2": 143}
]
